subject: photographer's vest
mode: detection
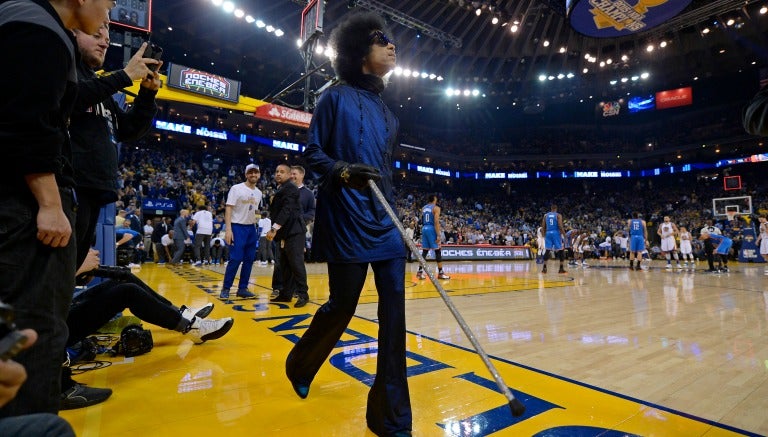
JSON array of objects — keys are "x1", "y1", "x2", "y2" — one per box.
[{"x1": 0, "y1": 0, "x2": 76, "y2": 83}]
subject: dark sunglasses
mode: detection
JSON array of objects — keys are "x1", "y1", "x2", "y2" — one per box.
[{"x1": 369, "y1": 30, "x2": 393, "y2": 47}]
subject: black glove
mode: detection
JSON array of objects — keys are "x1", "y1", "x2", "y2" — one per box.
[{"x1": 332, "y1": 161, "x2": 381, "y2": 190}]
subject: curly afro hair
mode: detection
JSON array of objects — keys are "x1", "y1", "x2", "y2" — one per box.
[{"x1": 329, "y1": 11, "x2": 391, "y2": 83}]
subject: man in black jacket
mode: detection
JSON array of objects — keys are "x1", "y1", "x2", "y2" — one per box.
[
  {"x1": 71, "y1": 23, "x2": 160, "y2": 269},
  {"x1": 0, "y1": 0, "x2": 115, "y2": 418},
  {"x1": 267, "y1": 164, "x2": 310, "y2": 308}
]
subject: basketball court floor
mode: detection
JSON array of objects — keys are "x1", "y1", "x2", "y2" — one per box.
[{"x1": 60, "y1": 259, "x2": 768, "y2": 436}]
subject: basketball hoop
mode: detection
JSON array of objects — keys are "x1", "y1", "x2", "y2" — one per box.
[{"x1": 726, "y1": 211, "x2": 737, "y2": 222}]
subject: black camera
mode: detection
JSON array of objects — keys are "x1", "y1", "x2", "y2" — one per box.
[
  {"x1": 0, "y1": 301, "x2": 28, "y2": 361},
  {"x1": 90, "y1": 265, "x2": 133, "y2": 281},
  {"x1": 143, "y1": 43, "x2": 163, "y2": 73}
]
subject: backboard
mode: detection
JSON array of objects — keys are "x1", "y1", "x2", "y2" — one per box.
[
  {"x1": 300, "y1": 0, "x2": 324, "y2": 48},
  {"x1": 712, "y1": 196, "x2": 752, "y2": 219}
]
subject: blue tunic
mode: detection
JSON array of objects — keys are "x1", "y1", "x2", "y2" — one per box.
[{"x1": 304, "y1": 84, "x2": 406, "y2": 263}]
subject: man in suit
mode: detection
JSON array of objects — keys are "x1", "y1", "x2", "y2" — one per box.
[
  {"x1": 291, "y1": 165, "x2": 315, "y2": 263},
  {"x1": 266, "y1": 164, "x2": 309, "y2": 308}
]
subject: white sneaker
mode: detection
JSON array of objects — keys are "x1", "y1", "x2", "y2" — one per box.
[
  {"x1": 438, "y1": 272, "x2": 451, "y2": 280},
  {"x1": 187, "y1": 317, "x2": 234, "y2": 344},
  {"x1": 416, "y1": 271, "x2": 426, "y2": 280},
  {"x1": 676, "y1": 264, "x2": 682, "y2": 269},
  {"x1": 665, "y1": 264, "x2": 672, "y2": 269},
  {"x1": 127, "y1": 263, "x2": 140, "y2": 268},
  {"x1": 259, "y1": 261, "x2": 267, "y2": 266},
  {"x1": 193, "y1": 261, "x2": 202, "y2": 266},
  {"x1": 180, "y1": 303, "x2": 214, "y2": 321}
]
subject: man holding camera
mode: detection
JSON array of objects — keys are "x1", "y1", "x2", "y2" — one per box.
[
  {"x1": 63, "y1": 23, "x2": 160, "y2": 410},
  {"x1": 70, "y1": 23, "x2": 160, "y2": 270}
]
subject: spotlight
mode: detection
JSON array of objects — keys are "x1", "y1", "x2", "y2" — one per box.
[
  {"x1": 492, "y1": 17, "x2": 499, "y2": 24},
  {"x1": 222, "y1": 1, "x2": 235, "y2": 13}
]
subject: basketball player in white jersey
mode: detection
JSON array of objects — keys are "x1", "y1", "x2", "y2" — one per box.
[
  {"x1": 756, "y1": 215, "x2": 768, "y2": 275},
  {"x1": 657, "y1": 216, "x2": 681, "y2": 269},
  {"x1": 678, "y1": 226, "x2": 694, "y2": 268}
]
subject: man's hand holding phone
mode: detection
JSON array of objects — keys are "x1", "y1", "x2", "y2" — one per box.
[{"x1": 123, "y1": 42, "x2": 163, "y2": 90}]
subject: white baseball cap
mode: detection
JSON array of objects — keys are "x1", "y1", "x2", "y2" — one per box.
[{"x1": 245, "y1": 164, "x2": 260, "y2": 174}]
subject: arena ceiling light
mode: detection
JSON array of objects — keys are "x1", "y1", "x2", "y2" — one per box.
[
  {"x1": 444, "y1": 87, "x2": 483, "y2": 98},
  {"x1": 210, "y1": 0, "x2": 284, "y2": 39},
  {"x1": 392, "y1": 66, "x2": 443, "y2": 81}
]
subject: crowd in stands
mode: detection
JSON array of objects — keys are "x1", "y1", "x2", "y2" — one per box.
[
  {"x1": 398, "y1": 101, "x2": 749, "y2": 159},
  {"x1": 113, "y1": 143, "x2": 767, "y2": 265}
]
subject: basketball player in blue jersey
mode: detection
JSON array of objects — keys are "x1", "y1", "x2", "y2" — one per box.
[
  {"x1": 627, "y1": 212, "x2": 648, "y2": 271},
  {"x1": 417, "y1": 195, "x2": 450, "y2": 280},
  {"x1": 541, "y1": 204, "x2": 567, "y2": 274},
  {"x1": 700, "y1": 231, "x2": 732, "y2": 272}
]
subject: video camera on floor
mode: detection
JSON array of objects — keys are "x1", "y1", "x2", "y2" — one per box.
[{"x1": 0, "y1": 300, "x2": 28, "y2": 361}]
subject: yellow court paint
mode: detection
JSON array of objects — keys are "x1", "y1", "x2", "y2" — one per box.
[{"x1": 60, "y1": 262, "x2": 764, "y2": 436}]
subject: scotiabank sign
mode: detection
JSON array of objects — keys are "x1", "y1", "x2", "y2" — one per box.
[
  {"x1": 419, "y1": 245, "x2": 532, "y2": 261},
  {"x1": 655, "y1": 87, "x2": 693, "y2": 110},
  {"x1": 255, "y1": 104, "x2": 313, "y2": 129}
]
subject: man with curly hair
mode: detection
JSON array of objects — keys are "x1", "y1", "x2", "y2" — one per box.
[{"x1": 286, "y1": 11, "x2": 411, "y2": 436}]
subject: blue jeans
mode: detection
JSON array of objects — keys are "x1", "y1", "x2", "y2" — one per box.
[
  {"x1": 222, "y1": 223, "x2": 257, "y2": 291},
  {"x1": 286, "y1": 258, "x2": 411, "y2": 435},
  {"x1": 0, "y1": 413, "x2": 75, "y2": 436},
  {"x1": 0, "y1": 187, "x2": 76, "y2": 416}
]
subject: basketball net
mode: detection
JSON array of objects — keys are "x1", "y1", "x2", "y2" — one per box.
[{"x1": 726, "y1": 211, "x2": 737, "y2": 222}]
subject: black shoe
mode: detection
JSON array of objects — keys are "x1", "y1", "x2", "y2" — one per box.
[
  {"x1": 294, "y1": 297, "x2": 309, "y2": 308},
  {"x1": 60, "y1": 383, "x2": 112, "y2": 410},
  {"x1": 270, "y1": 296, "x2": 292, "y2": 303},
  {"x1": 558, "y1": 267, "x2": 567, "y2": 274},
  {"x1": 270, "y1": 289, "x2": 280, "y2": 299},
  {"x1": 541, "y1": 265, "x2": 547, "y2": 274}
]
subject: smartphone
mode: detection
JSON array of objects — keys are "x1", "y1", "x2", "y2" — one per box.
[{"x1": 143, "y1": 43, "x2": 163, "y2": 73}]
